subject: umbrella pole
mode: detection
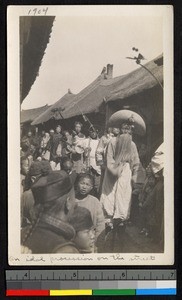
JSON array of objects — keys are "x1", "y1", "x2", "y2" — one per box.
[{"x1": 138, "y1": 63, "x2": 164, "y2": 91}]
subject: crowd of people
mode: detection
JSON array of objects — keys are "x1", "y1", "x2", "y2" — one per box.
[{"x1": 20, "y1": 119, "x2": 164, "y2": 254}]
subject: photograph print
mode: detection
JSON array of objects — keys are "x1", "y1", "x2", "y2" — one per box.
[{"x1": 8, "y1": 5, "x2": 174, "y2": 265}]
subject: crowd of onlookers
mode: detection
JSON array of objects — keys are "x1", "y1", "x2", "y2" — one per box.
[{"x1": 21, "y1": 121, "x2": 164, "y2": 254}]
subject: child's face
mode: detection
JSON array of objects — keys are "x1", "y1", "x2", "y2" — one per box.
[
  {"x1": 75, "y1": 229, "x2": 95, "y2": 252},
  {"x1": 78, "y1": 178, "x2": 93, "y2": 195}
]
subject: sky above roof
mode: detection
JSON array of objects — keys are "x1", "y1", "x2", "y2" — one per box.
[{"x1": 21, "y1": 9, "x2": 163, "y2": 110}]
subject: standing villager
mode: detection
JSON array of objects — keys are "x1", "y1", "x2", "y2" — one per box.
[
  {"x1": 20, "y1": 144, "x2": 34, "y2": 176},
  {"x1": 48, "y1": 129, "x2": 55, "y2": 162},
  {"x1": 61, "y1": 157, "x2": 78, "y2": 187},
  {"x1": 95, "y1": 127, "x2": 114, "y2": 196},
  {"x1": 21, "y1": 131, "x2": 34, "y2": 150},
  {"x1": 20, "y1": 144, "x2": 34, "y2": 194},
  {"x1": 40, "y1": 132, "x2": 50, "y2": 161},
  {"x1": 21, "y1": 170, "x2": 79, "y2": 254},
  {"x1": 51, "y1": 125, "x2": 63, "y2": 169},
  {"x1": 96, "y1": 127, "x2": 113, "y2": 166},
  {"x1": 84, "y1": 128, "x2": 101, "y2": 196},
  {"x1": 62, "y1": 130, "x2": 73, "y2": 158},
  {"x1": 68, "y1": 122, "x2": 86, "y2": 173}
]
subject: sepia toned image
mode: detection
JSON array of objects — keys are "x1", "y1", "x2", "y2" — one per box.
[{"x1": 8, "y1": 5, "x2": 174, "y2": 265}]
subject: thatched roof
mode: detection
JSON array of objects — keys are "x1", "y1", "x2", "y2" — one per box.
[
  {"x1": 31, "y1": 76, "x2": 106, "y2": 125},
  {"x1": 21, "y1": 105, "x2": 51, "y2": 124},
  {"x1": 20, "y1": 16, "x2": 55, "y2": 103},
  {"x1": 32, "y1": 54, "x2": 163, "y2": 125},
  {"x1": 107, "y1": 54, "x2": 163, "y2": 102},
  {"x1": 31, "y1": 92, "x2": 76, "y2": 125}
]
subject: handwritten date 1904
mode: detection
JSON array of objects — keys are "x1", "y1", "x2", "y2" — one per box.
[{"x1": 28, "y1": 7, "x2": 48, "y2": 16}]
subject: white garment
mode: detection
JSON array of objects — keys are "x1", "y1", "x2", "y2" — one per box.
[
  {"x1": 100, "y1": 136, "x2": 140, "y2": 221},
  {"x1": 42, "y1": 150, "x2": 50, "y2": 161},
  {"x1": 100, "y1": 163, "x2": 132, "y2": 220},
  {"x1": 151, "y1": 143, "x2": 164, "y2": 174},
  {"x1": 84, "y1": 138, "x2": 101, "y2": 175},
  {"x1": 50, "y1": 161, "x2": 61, "y2": 170},
  {"x1": 40, "y1": 133, "x2": 50, "y2": 149}
]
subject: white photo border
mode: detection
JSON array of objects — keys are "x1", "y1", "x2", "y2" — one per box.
[{"x1": 8, "y1": 5, "x2": 174, "y2": 266}]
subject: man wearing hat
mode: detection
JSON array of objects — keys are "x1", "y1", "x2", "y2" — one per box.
[{"x1": 21, "y1": 170, "x2": 79, "y2": 254}]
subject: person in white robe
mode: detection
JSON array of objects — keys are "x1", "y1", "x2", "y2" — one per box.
[{"x1": 100, "y1": 131, "x2": 140, "y2": 227}]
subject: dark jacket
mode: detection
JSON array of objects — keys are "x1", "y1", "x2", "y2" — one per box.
[{"x1": 21, "y1": 215, "x2": 79, "y2": 254}]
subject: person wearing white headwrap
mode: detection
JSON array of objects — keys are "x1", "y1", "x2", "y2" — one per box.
[{"x1": 150, "y1": 143, "x2": 164, "y2": 176}]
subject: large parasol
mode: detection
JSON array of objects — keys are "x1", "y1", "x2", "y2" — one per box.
[{"x1": 108, "y1": 109, "x2": 146, "y2": 136}]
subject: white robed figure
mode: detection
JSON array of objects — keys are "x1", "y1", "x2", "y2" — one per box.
[{"x1": 100, "y1": 133, "x2": 140, "y2": 222}]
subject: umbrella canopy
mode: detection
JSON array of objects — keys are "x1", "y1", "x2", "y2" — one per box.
[
  {"x1": 20, "y1": 16, "x2": 55, "y2": 103},
  {"x1": 108, "y1": 109, "x2": 146, "y2": 136}
]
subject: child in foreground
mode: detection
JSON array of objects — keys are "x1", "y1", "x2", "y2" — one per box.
[
  {"x1": 69, "y1": 206, "x2": 95, "y2": 253},
  {"x1": 75, "y1": 173, "x2": 105, "y2": 242}
]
